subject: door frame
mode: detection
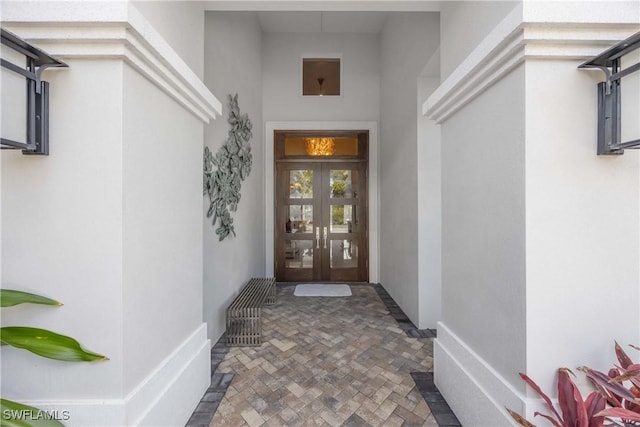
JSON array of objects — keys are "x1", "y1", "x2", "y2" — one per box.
[{"x1": 265, "y1": 121, "x2": 379, "y2": 282}]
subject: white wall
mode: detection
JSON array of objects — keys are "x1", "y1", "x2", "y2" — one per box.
[
  {"x1": 524, "y1": 59, "x2": 640, "y2": 394},
  {"x1": 430, "y1": 3, "x2": 639, "y2": 424},
  {"x1": 132, "y1": 0, "x2": 205, "y2": 79},
  {"x1": 439, "y1": 63, "x2": 527, "y2": 403},
  {"x1": 261, "y1": 29, "x2": 381, "y2": 283},
  {"x1": 203, "y1": 11, "x2": 265, "y2": 342},
  {"x1": 440, "y1": 0, "x2": 519, "y2": 80},
  {"x1": 262, "y1": 32, "x2": 380, "y2": 122},
  {"x1": 1, "y1": 2, "x2": 213, "y2": 425},
  {"x1": 1, "y1": 60, "x2": 125, "y2": 401},
  {"x1": 379, "y1": 12, "x2": 439, "y2": 327},
  {"x1": 122, "y1": 63, "x2": 205, "y2": 398},
  {"x1": 417, "y1": 74, "x2": 441, "y2": 329}
]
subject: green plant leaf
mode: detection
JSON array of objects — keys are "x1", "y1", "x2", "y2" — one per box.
[
  {"x1": 0, "y1": 399, "x2": 64, "y2": 427},
  {"x1": 0, "y1": 327, "x2": 108, "y2": 362},
  {"x1": 0, "y1": 290, "x2": 62, "y2": 308}
]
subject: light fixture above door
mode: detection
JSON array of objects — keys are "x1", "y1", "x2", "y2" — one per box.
[
  {"x1": 302, "y1": 57, "x2": 341, "y2": 96},
  {"x1": 305, "y1": 137, "x2": 335, "y2": 156}
]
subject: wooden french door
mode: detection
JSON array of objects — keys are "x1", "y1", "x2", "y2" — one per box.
[{"x1": 275, "y1": 161, "x2": 368, "y2": 282}]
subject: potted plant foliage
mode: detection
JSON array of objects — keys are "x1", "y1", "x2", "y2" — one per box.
[
  {"x1": 1, "y1": 289, "x2": 108, "y2": 427},
  {"x1": 508, "y1": 342, "x2": 640, "y2": 427}
]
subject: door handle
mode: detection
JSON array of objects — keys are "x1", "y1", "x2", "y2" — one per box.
[
  {"x1": 315, "y1": 227, "x2": 320, "y2": 249},
  {"x1": 323, "y1": 227, "x2": 328, "y2": 249}
]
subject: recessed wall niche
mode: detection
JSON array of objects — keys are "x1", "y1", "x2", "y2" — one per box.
[{"x1": 302, "y1": 58, "x2": 341, "y2": 96}]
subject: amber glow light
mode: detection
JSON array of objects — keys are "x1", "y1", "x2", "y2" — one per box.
[{"x1": 305, "y1": 137, "x2": 335, "y2": 156}]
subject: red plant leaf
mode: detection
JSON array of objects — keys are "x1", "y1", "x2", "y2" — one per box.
[
  {"x1": 609, "y1": 368, "x2": 621, "y2": 379},
  {"x1": 557, "y1": 368, "x2": 588, "y2": 427},
  {"x1": 584, "y1": 392, "x2": 606, "y2": 427},
  {"x1": 520, "y1": 372, "x2": 563, "y2": 422},
  {"x1": 618, "y1": 364, "x2": 640, "y2": 390},
  {"x1": 597, "y1": 407, "x2": 640, "y2": 422},
  {"x1": 623, "y1": 386, "x2": 640, "y2": 413},
  {"x1": 611, "y1": 364, "x2": 640, "y2": 379},
  {"x1": 610, "y1": 371, "x2": 640, "y2": 384},
  {"x1": 615, "y1": 342, "x2": 633, "y2": 369},
  {"x1": 506, "y1": 408, "x2": 538, "y2": 427},
  {"x1": 623, "y1": 399, "x2": 640, "y2": 413},
  {"x1": 581, "y1": 367, "x2": 637, "y2": 403},
  {"x1": 534, "y1": 412, "x2": 563, "y2": 427}
]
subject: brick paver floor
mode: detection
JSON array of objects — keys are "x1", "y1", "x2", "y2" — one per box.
[{"x1": 210, "y1": 284, "x2": 437, "y2": 426}]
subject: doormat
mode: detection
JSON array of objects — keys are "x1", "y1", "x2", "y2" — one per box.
[{"x1": 294, "y1": 284, "x2": 352, "y2": 297}]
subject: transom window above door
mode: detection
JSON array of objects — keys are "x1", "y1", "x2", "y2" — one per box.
[{"x1": 275, "y1": 130, "x2": 368, "y2": 160}]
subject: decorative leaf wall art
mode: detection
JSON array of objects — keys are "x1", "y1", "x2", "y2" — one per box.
[{"x1": 204, "y1": 94, "x2": 253, "y2": 241}]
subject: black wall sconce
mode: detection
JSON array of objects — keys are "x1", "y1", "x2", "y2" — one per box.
[
  {"x1": 580, "y1": 31, "x2": 640, "y2": 155},
  {"x1": 1, "y1": 28, "x2": 67, "y2": 155}
]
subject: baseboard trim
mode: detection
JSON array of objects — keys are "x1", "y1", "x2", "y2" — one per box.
[
  {"x1": 128, "y1": 324, "x2": 211, "y2": 426},
  {"x1": 434, "y1": 322, "x2": 524, "y2": 426},
  {"x1": 13, "y1": 324, "x2": 211, "y2": 426}
]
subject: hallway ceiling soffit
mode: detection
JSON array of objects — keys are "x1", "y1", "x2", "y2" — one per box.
[
  {"x1": 204, "y1": 1, "x2": 442, "y2": 12},
  {"x1": 257, "y1": 11, "x2": 389, "y2": 33}
]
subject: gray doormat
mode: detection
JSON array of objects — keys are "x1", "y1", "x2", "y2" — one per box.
[{"x1": 294, "y1": 284, "x2": 352, "y2": 297}]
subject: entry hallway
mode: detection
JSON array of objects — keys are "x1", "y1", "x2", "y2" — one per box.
[{"x1": 206, "y1": 284, "x2": 438, "y2": 426}]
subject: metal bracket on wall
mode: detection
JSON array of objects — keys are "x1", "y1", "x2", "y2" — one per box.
[
  {"x1": 579, "y1": 31, "x2": 640, "y2": 155},
  {"x1": 1, "y1": 28, "x2": 67, "y2": 155}
]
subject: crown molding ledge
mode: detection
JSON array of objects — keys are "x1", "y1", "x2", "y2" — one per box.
[
  {"x1": 3, "y1": 4, "x2": 222, "y2": 123},
  {"x1": 423, "y1": 18, "x2": 639, "y2": 124}
]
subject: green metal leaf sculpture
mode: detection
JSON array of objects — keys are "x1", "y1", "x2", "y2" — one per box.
[{"x1": 204, "y1": 94, "x2": 253, "y2": 241}]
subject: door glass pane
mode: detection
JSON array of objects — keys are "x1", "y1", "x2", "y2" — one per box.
[
  {"x1": 286, "y1": 205, "x2": 313, "y2": 234},
  {"x1": 330, "y1": 239, "x2": 358, "y2": 269},
  {"x1": 330, "y1": 170, "x2": 356, "y2": 199},
  {"x1": 289, "y1": 170, "x2": 313, "y2": 198},
  {"x1": 330, "y1": 205, "x2": 356, "y2": 233},
  {"x1": 285, "y1": 240, "x2": 313, "y2": 269}
]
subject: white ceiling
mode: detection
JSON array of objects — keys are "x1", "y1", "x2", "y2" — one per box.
[
  {"x1": 206, "y1": 1, "x2": 442, "y2": 13},
  {"x1": 258, "y1": 11, "x2": 390, "y2": 33}
]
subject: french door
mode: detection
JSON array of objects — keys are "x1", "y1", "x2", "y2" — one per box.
[{"x1": 275, "y1": 161, "x2": 368, "y2": 282}]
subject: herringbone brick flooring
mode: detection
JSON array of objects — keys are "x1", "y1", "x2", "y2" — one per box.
[{"x1": 210, "y1": 284, "x2": 436, "y2": 426}]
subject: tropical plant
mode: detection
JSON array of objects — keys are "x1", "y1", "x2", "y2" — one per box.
[
  {"x1": 290, "y1": 170, "x2": 313, "y2": 198},
  {"x1": 332, "y1": 205, "x2": 344, "y2": 225},
  {"x1": 1, "y1": 289, "x2": 108, "y2": 427},
  {"x1": 331, "y1": 180, "x2": 346, "y2": 198},
  {"x1": 580, "y1": 343, "x2": 640, "y2": 425},
  {"x1": 203, "y1": 94, "x2": 253, "y2": 241},
  {"x1": 507, "y1": 343, "x2": 640, "y2": 427}
]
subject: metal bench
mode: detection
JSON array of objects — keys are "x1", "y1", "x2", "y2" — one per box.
[{"x1": 226, "y1": 278, "x2": 276, "y2": 346}]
